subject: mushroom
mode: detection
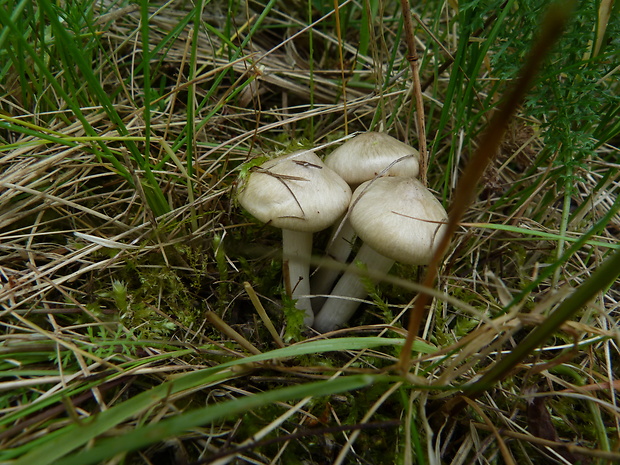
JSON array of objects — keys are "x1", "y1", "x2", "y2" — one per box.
[
  {"x1": 313, "y1": 176, "x2": 448, "y2": 333},
  {"x1": 237, "y1": 149, "x2": 352, "y2": 326},
  {"x1": 311, "y1": 132, "x2": 420, "y2": 301},
  {"x1": 324, "y1": 131, "x2": 420, "y2": 185}
]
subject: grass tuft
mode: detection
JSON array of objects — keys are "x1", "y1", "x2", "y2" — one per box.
[{"x1": 1, "y1": 0, "x2": 618, "y2": 463}]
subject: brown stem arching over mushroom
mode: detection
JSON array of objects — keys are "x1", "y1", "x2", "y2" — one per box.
[{"x1": 237, "y1": 149, "x2": 352, "y2": 326}]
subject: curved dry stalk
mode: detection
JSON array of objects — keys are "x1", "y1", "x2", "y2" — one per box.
[{"x1": 398, "y1": 1, "x2": 575, "y2": 371}]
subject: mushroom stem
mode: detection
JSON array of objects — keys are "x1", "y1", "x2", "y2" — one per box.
[
  {"x1": 313, "y1": 243, "x2": 394, "y2": 333},
  {"x1": 311, "y1": 217, "x2": 355, "y2": 307},
  {"x1": 282, "y1": 229, "x2": 314, "y2": 325}
]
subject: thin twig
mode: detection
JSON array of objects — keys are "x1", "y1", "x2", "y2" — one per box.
[
  {"x1": 334, "y1": 0, "x2": 348, "y2": 134},
  {"x1": 205, "y1": 311, "x2": 262, "y2": 355},
  {"x1": 398, "y1": 1, "x2": 574, "y2": 371},
  {"x1": 244, "y1": 281, "x2": 285, "y2": 348},
  {"x1": 399, "y1": 0, "x2": 427, "y2": 185}
]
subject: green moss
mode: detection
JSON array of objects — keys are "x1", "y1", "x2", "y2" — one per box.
[{"x1": 282, "y1": 294, "x2": 306, "y2": 343}]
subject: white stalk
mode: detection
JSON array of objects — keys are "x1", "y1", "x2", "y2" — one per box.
[
  {"x1": 313, "y1": 243, "x2": 394, "y2": 333},
  {"x1": 311, "y1": 217, "x2": 355, "y2": 306},
  {"x1": 282, "y1": 229, "x2": 314, "y2": 325}
]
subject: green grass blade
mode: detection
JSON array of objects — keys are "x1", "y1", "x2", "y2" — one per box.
[
  {"x1": 0, "y1": 6, "x2": 122, "y2": 169},
  {"x1": 463, "y1": 245, "x2": 620, "y2": 394},
  {"x1": 468, "y1": 222, "x2": 620, "y2": 250},
  {"x1": 36, "y1": 0, "x2": 170, "y2": 216},
  {"x1": 8, "y1": 337, "x2": 431, "y2": 464},
  {"x1": 503, "y1": 191, "x2": 620, "y2": 313},
  {"x1": 54, "y1": 376, "x2": 376, "y2": 465},
  {"x1": 191, "y1": 0, "x2": 278, "y2": 135},
  {"x1": 0, "y1": 0, "x2": 29, "y2": 53},
  {"x1": 0, "y1": 118, "x2": 79, "y2": 150},
  {"x1": 140, "y1": 0, "x2": 152, "y2": 167}
]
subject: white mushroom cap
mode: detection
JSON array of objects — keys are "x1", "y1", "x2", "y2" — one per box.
[
  {"x1": 325, "y1": 132, "x2": 420, "y2": 186},
  {"x1": 349, "y1": 177, "x2": 448, "y2": 265},
  {"x1": 237, "y1": 150, "x2": 352, "y2": 232}
]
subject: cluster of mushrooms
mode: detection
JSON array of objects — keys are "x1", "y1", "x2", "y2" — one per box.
[{"x1": 237, "y1": 132, "x2": 448, "y2": 333}]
